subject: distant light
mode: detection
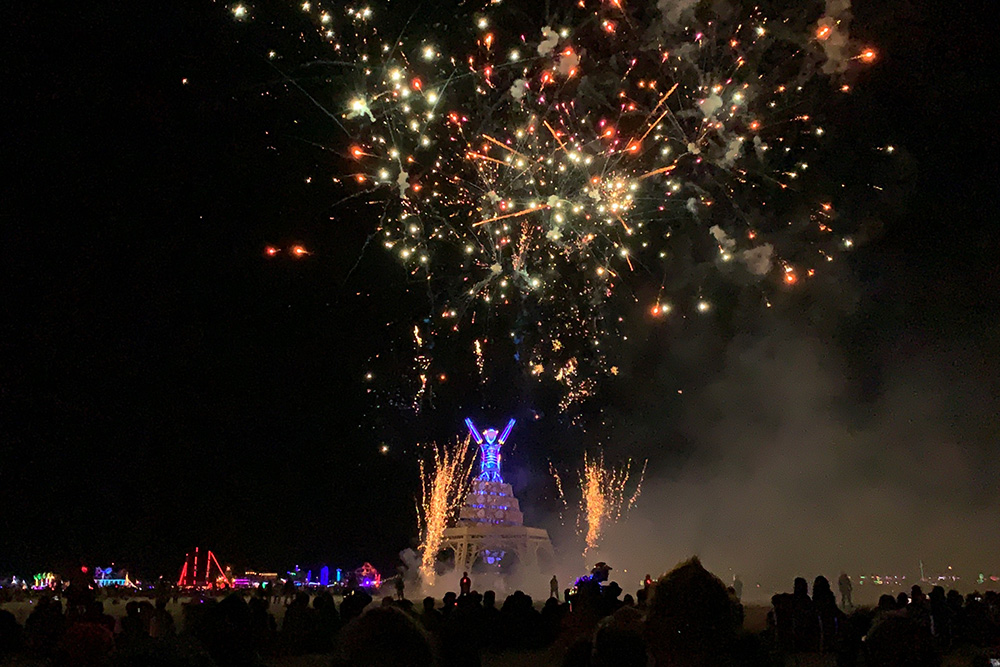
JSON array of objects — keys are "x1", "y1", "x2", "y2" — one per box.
[
  {"x1": 380, "y1": 445, "x2": 389, "y2": 454},
  {"x1": 232, "y1": 4, "x2": 247, "y2": 19},
  {"x1": 696, "y1": 300, "x2": 710, "y2": 312}
]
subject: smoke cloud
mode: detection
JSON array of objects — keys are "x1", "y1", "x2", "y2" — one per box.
[
  {"x1": 586, "y1": 326, "x2": 1000, "y2": 602},
  {"x1": 817, "y1": 0, "x2": 854, "y2": 73}
]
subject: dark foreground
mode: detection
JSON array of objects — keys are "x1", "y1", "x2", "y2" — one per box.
[{"x1": 1, "y1": 558, "x2": 998, "y2": 666}]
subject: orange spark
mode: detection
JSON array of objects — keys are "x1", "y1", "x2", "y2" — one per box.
[
  {"x1": 481, "y1": 134, "x2": 529, "y2": 160},
  {"x1": 639, "y1": 162, "x2": 677, "y2": 179},
  {"x1": 472, "y1": 204, "x2": 550, "y2": 226},
  {"x1": 467, "y1": 151, "x2": 509, "y2": 167},
  {"x1": 543, "y1": 120, "x2": 567, "y2": 152}
]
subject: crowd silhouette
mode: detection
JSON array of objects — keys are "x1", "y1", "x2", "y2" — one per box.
[{"x1": 1, "y1": 559, "x2": 998, "y2": 666}]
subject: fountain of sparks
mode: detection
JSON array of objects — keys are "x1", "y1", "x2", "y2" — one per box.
[
  {"x1": 418, "y1": 437, "x2": 476, "y2": 587},
  {"x1": 580, "y1": 452, "x2": 646, "y2": 555}
]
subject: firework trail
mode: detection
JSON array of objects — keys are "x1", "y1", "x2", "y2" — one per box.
[
  {"x1": 418, "y1": 436, "x2": 476, "y2": 586},
  {"x1": 233, "y1": 0, "x2": 879, "y2": 407},
  {"x1": 579, "y1": 451, "x2": 646, "y2": 555}
]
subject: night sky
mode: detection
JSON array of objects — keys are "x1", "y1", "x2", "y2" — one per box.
[{"x1": 3, "y1": 0, "x2": 997, "y2": 582}]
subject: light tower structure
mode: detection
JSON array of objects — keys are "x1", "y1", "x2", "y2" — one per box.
[{"x1": 441, "y1": 418, "x2": 554, "y2": 574}]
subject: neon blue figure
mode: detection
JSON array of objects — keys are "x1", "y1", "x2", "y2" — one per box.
[{"x1": 465, "y1": 417, "x2": 515, "y2": 483}]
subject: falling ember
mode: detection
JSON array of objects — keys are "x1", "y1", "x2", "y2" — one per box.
[
  {"x1": 859, "y1": 48, "x2": 877, "y2": 62},
  {"x1": 412, "y1": 326, "x2": 431, "y2": 412},
  {"x1": 473, "y1": 339, "x2": 485, "y2": 378},
  {"x1": 815, "y1": 25, "x2": 833, "y2": 40},
  {"x1": 418, "y1": 437, "x2": 476, "y2": 587},
  {"x1": 579, "y1": 451, "x2": 645, "y2": 555},
  {"x1": 290, "y1": 245, "x2": 309, "y2": 257},
  {"x1": 264, "y1": 246, "x2": 279, "y2": 256}
]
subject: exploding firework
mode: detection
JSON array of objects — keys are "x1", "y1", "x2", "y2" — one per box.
[
  {"x1": 418, "y1": 436, "x2": 476, "y2": 586},
  {"x1": 232, "y1": 0, "x2": 878, "y2": 408},
  {"x1": 579, "y1": 451, "x2": 645, "y2": 555}
]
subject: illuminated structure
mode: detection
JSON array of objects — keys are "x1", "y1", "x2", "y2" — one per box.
[
  {"x1": 355, "y1": 562, "x2": 381, "y2": 589},
  {"x1": 177, "y1": 548, "x2": 233, "y2": 588},
  {"x1": 93, "y1": 567, "x2": 138, "y2": 588},
  {"x1": 441, "y1": 419, "x2": 554, "y2": 573}
]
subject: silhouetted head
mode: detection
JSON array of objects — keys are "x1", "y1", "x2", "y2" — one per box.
[
  {"x1": 332, "y1": 606, "x2": 435, "y2": 667},
  {"x1": 896, "y1": 592, "x2": 909, "y2": 607},
  {"x1": 793, "y1": 577, "x2": 809, "y2": 597},
  {"x1": 645, "y1": 557, "x2": 742, "y2": 663},
  {"x1": 593, "y1": 607, "x2": 646, "y2": 667},
  {"x1": 422, "y1": 596, "x2": 435, "y2": 612},
  {"x1": 483, "y1": 590, "x2": 495, "y2": 608},
  {"x1": 876, "y1": 594, "x2": 895, "y2": 611}
]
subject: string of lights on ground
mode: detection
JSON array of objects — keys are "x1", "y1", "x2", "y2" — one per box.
[{"x1": 229, "y1": 0, "x2": 879, "y2": 413}]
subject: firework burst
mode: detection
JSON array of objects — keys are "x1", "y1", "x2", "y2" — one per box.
[
  {"x1": 234, "y1": 0, "x2": 878, "y2": 408},
  {"x1": 418, "y1": 436, "x2": 476, "y2": 586}
]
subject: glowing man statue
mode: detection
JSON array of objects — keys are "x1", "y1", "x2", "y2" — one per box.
[{"x1": 465, "y1": 418, "x2": 515, "y2": 483}]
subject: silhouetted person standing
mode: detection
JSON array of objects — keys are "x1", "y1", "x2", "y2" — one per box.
[
  {"x1": 733, "y1": 574, "x2": 743, "y2": 600},
  {"x1": 550, "y1": 575, "x2": 559, "y2": 600},
  {"x1": 838, "y1": 572, "x2": 853, "y2": 609},
  {"x1": 459, "y1": 572, "x2": 471, "y2": 596},
  {"x1": 395, "y1": 575, "x2": 405, "y2": 601}
]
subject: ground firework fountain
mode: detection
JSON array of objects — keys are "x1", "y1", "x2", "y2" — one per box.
[{"x1": 418, "y1": 437, "x2": 476, "y2": 587}]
